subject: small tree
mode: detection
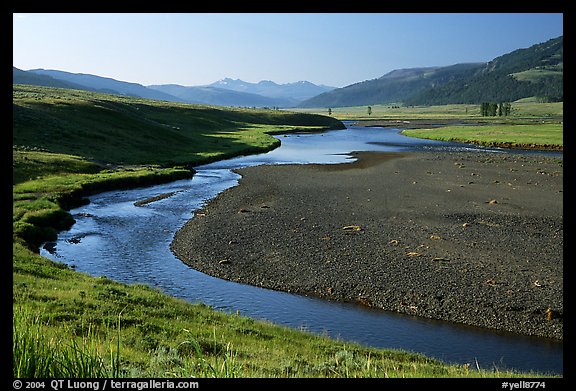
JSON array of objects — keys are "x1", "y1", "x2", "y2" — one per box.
[
  {"x1": 367, "y1": 106, "x2": 372, "y2": 116},
  {"x1": 489, "y1": 103, "x2": 498, "y2": 116},
  {"x1": 328, "y1": 108, "x2": 332, "y2": 116}
]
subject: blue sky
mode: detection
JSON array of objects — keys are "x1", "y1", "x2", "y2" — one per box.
[{"x1": 13, "y1": 13, "x2": 563, "y2": 88}]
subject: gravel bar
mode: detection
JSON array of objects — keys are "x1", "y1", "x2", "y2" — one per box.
[{"x1": 171, "y1": 151, "x2": 563, "y2": 340}]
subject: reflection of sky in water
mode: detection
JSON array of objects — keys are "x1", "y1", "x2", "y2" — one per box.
[
  {"x1": 41, "y1": 125, "x2": 562, "y2": 375},
  {"x1": 203, "y1": 125, "x2": 560, "y2": 170}
]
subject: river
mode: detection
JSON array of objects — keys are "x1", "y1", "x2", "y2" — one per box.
[{"x1": 41, "y1": 123, "x2": 563, "y2": 375}]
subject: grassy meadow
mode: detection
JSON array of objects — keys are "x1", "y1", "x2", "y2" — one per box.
[
  {"x1": 402, "y1": 123, "x2": 563, "y2": 150},
  {"x1": 294, "y1": 101, "x2": 563, "y2": 121},
  {"x1": 14, "y1": 84, "x2": 344, "y2": 167},
  {"x1": 294, "y1": 101, "x2": 563, "y2": 149},
  {"x1": 12, "y1": 84, "x2": 343, "y2": 251},
  {"x1": 12, "y1": 85, "x2": 560, "y2": 378}
]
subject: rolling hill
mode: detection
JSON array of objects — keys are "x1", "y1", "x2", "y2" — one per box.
[
  {"x1": 298, "y1": 35, "x2": 563, "y2": 107},
  {"x1": 405, "y1": 36, "x2": 563, "y2": 105},
  {"x1": 13, "y1": 67, "x2": 91, "y2": 90},
  {"x1": 12, "y1": 84, "x2": 344, "y2": 166},
  {"x1": 298, "y1": 63, "x2": 484, "y2": 108},
  {"x1": 25, "y1": 69, "x2": 186, "y2": 103}
]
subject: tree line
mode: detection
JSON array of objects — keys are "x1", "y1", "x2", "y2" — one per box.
[{"x1": 480, "y1": 102, "x2": 512, "y2": 117}]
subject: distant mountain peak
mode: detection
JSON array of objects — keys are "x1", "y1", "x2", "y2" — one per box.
[
  {"x1": 257, "y1": 80, "x2": 279, "y2": 86},
  {"x1": 207, "y1": 77, "x2": 335, "y2": 102},
  {"x1": 212, "y1": 77, "x2": 239, "y2": 85}
]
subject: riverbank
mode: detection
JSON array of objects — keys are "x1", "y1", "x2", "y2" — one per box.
[{"x1": 171, "y1": 151, "x2": 563, "y2": 340}]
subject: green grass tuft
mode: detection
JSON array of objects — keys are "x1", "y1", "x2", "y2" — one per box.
[{"x1": 401, "y1": 124, "x2": 563, "y2": 150}]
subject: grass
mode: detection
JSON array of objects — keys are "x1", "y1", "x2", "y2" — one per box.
[
  {"x1": 401, "y1": 124, "x2": 563, "y2": 150},
  {"x1": 12, "y1": 158, "x2": 193, "y2": 251},
  {"x1": 13, "y1": 243, "x2": 549, "y2": 378},
  {"x1": 13, "y1": 148, "x2": 102, "y2": 185},
  {"x1": 13, "y1": 305, "x2": 121, "y2": 378},
  {"x1": 293, "y1": 101, "x2": 563, "y2": 121},
  {"x1": 12, "y1": 85, "x2": 560, "y2": 378},
  {"x1": 296, "y1": 103, "x2": 484, "y2": 120},
  {"x1": 295, "y1": 101, "x2": 563, "y2": 150},
  {"x1": 13, "y1": 84, "x2": 344, "y2": 166},
  {"x1": 12, "y1": 85, "x2": 343, "y2": 251},
  {"x1": 511, "y1": 68, "x2": 563, "y2": 83}
]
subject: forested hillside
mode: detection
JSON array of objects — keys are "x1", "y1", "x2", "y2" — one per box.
[
  {"x1": 405, "y1": 36, "x2": 563, "y2": 105},
  {"x1": 299, "y1": 36, "x2": 562, "y2": 108},
  {"x1": 298, "y1": 64, "x2": 483, "y2": 108}
]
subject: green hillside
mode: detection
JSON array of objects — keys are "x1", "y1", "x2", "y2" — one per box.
[
  {"x1": 299, "y1": 63, "x2": 483, "y2": 108},
  {"x1": 13, "y1": 84, "x2": 344, "y2": 167},
  {"x1": 12, "y1": 84, "x2": 343, "y2": 250},
  {"x1": 13, "y1": 67, "x2": 87, "y2": 90},
  {"x1": 405, "y1": 36, "x2": 563, "y2": 105},
  {"x1": 300, "y1": 36, "x2": 562, "y2": 108}
]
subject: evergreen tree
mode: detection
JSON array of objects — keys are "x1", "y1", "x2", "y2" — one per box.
[
  {"x1": 480, "y1": 102, "x2": 485, "y2": 116},
  {"x1": 489, "y1": 102, "x2": 498, "y2": 116}
]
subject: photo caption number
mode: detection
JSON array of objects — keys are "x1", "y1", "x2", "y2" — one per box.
[
  {"x1": 26, "y1": 382, "x2": 46, "y2": 389},
  {"x1": 501, "y1": 381, "x2": 546, "y2": 390}
]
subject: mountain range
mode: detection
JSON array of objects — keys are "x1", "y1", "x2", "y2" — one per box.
[
  {"x1": 12, "y1": 68, "x2": 335, "y2": 108},
  {"x1": 147, "y1": 79, "x2": 334, "y2": 107},
  {"x1": 208, "y1": 78, "x2": 333, "y2": 102},
  {"x1": 13, "y1": 35, "x2": 562, "y2": 108}
]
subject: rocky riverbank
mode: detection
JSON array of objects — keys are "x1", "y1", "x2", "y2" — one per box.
[{"x1": 171, "y1": 151, "x2": 563, "y2": 340}]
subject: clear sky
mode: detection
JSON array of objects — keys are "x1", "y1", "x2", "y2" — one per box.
[{"x1": 13, "y1": 13, "x2": 563, "y2": 88}]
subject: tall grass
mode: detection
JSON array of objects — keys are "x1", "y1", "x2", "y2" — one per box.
[
  {"x1": 13, "y1": 306, "x2": 116, "y2": 377},
  {"x1": 178, "y1": 328, "x2": 240, "y2": 378},
  {"x1": 13, "y1": 304, "x2": 241, "y2": 378}
]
